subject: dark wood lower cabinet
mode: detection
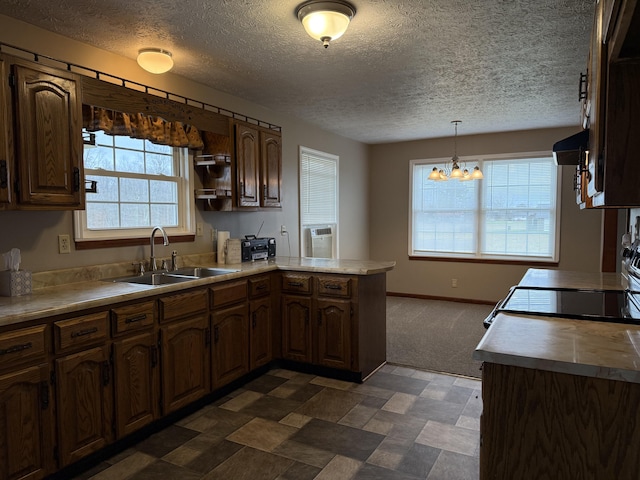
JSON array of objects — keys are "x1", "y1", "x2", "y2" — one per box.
[
  {"x1": 112, "y1": 332, "x2": 159, "y2": 438},
  {"x1": 0, "y1": 363, "x2": 54, "y2": 480},
  {"x1": 160, "y1": 315, "x2": 210, "y2": 414},
  {"x1": 212, "y1": 303, "x2": 249, "y2": 388},
  {"x1": 281, "y1": 295, "x2": 312, "y2": 363},
  {"x1": 55, "y1": 345, "x2": 113, "y2": 467},
  {"x1": 250, "y1": 296, "x2": 272, "y2": 370},
  {"x1": 316, "y1": 298, "x2": 352, "y2": 370}
]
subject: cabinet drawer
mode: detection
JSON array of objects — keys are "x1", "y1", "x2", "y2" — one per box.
[
  {"x1": 211, "y1": 280, "x2": 247, "y2": 308},
  {"x1": 0, "y1": 324, "x2": 47, "y2": 368},
  {"x1": 281, "y1": 273, "x2": 312, "y2": 294},
  {"x1": 249, "y1": 275, "x2": 271, "y2": 298},
  {"x1": 317, "y1": 276, "x2": 352, "y2": 298},
  {"x1": 54, "y1": 312, "x2": 109, "y2": 353},
  {"x1": 112, "y1": 301, "x2": 155, "y2": 334},
  {"x1": 159, "y1": 289, "x2": 208, "y2": 324}
]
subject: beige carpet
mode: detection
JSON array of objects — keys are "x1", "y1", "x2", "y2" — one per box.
[{"x1": 386, "y1": 296, "x2": 493, "y2": 378}]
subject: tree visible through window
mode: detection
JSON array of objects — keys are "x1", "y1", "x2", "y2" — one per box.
[
  {"x1": 410, "y1": 154, "x2": 560, "y2": 262},
  {"x1": 74, "y1": 129, "x2": 194, "y2": 242}
]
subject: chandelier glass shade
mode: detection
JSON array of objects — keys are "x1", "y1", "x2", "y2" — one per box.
[
  {"x1": 296, "y1": 0, "x2": 356, "y2": 48},
  {"x1": 429, "y1": 121, "x2": 483, "y2": 181}
]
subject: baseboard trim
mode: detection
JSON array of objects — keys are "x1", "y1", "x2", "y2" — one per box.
[{"x1": 386, "y1": 291, "x2": 495, "y2": 306}]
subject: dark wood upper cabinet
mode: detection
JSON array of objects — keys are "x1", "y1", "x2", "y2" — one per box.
[
  {"x1": 11, "y1": 59, "x2": 84, "y2": 209},
  {"x1": 260, "y1": 130, "x2": 282, "y2": 208},
  {"x1": 0, "y1": 56, "x2": 13, "y2": 208},
  {"x1": 235, "y1": 122, "x2": 261, "y2": 208}
]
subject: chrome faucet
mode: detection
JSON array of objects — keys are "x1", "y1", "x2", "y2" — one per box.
[{"x1": 150, "y1": 226, "x2": 169, "y2": 271}]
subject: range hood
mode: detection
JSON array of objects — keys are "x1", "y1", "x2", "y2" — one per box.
[{"x1": 552, "y1": 130, "x2": 589, "y2": 165}]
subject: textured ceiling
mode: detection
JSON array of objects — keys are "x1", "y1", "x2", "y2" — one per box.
[{"x1": 0, "y1": 0, "x2": 594, "y2": 143}]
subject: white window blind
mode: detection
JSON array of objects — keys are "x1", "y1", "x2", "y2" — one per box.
[
  {"x1": 410, "y1": 154, "x2": 560, "y2": 262},
  {"x1": 300, "y1": 147, "x2": 338, "y2": 226}
]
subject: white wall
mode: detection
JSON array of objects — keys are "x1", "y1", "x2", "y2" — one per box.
[
  {"x1": 0, "y1": 14, "x2": 370, "y2": 272},
  {"x1": 369, "y1": 127, "x2": 605, "y2": 302}
]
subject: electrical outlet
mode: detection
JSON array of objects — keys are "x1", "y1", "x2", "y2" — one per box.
[
  {"x1": 58, "y1": 234, "x2": 71, "y2": 254},
  {"x1": 196, "y1": 223, "x2": 203, "y2": 236},
  {"x1": 451, "y1": 278, "x2": 458, "y2": 288},
  {"x1": 281, "y1": 225, "x2": 287, "y2": 235}
]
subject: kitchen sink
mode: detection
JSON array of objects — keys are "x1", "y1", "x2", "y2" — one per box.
[
  {"x1": 172, "y1": 267, "x2": 239, "y2": 277},
  {"x1": 111, "y1": 272, "x2": 200, "y2": 285},
  {"x1": 109, "y1": 267, "x2": 239, "y2": 285}
]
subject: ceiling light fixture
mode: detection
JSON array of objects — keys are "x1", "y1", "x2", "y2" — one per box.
[
  {"x1": 428, "y1": 121, "x2": 484, "y2": 182},
  {"x1": 137, "y1": 48, "x2": 174, "y2": 74},
  {"x1": 296, "y1": 0, "x2": 356, "y2": 48}
]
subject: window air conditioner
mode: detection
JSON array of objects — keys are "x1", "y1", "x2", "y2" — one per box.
[{"x1": 307, "y1": 226, "x2": 333, "y2": 258}]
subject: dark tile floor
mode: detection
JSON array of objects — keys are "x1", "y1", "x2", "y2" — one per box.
[{"x1": 73, "y1": 365, "x2": 481, "y2": 480}]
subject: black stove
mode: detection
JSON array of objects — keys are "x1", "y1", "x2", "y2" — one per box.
[{"x1": 483, "y1": 239, "x2": 640, "y2": 329}]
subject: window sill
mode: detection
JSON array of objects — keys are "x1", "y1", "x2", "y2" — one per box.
[
  {"x1": 409, "y1": 255, "x2": 559, "y2": 267},
  {"x1": 75, "y1": 235, "x2": 195, "y2": 250}
]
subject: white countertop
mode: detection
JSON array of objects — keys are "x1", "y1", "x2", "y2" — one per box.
[
  {"x1": 0, "y1": 257, "x2": 395, "y2": 329},
  {"x1": 472, "y1": 268, "x2": 640, "y2": 383}
]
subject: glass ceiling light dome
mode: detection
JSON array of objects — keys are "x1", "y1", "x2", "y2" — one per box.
[
  {"x1": 137, "y1": 48, "x2": 174, "y2": 74},
  {"x1": 296, "y1": 0, "x2": 356, "y2": 48}
]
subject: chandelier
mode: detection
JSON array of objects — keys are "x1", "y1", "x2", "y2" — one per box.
[{"x1": 428, "y1": 121, "x2": 483, "y2": 181}]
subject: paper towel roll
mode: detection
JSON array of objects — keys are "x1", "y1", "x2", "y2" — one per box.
[{"x1": 217, "y1": 231, "x2": 230, "y2": 264}]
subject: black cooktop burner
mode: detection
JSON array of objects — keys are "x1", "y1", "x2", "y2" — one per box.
[{"x1": 484, "y1": 287, "x2": 640, "y2": 328}]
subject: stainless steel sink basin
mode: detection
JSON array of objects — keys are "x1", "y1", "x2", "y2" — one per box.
[
  {"x1": 172, "y1": 267, "x2": 240, "y2": 277},
  {"x1": 109, "y1": 266, "x2": 239, "y2": 285},
  {"x1": 111, "y1": 272, "x2": 199, "y2": 285}
]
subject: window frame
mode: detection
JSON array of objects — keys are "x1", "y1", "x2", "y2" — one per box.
[
  {"x1": 409, "y1": 151, "x2": 561, "y2": 264},
  {"x1": 298, "y1": 146, "x2": 339, "y2": 259},
  {"x1": 74, "y1": 135, "x2": 196, "y2": 244}
]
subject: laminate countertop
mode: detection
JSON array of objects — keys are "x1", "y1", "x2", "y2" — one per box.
[
  {"x1": 0, "y1": 257, "x2": 395, "y2": 329},
  {"x1": 472, "y1": 268, "x2": 640, "y2": 383}
]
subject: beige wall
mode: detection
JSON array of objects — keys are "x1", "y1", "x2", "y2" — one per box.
[
  {"x1": 0, "y1": 14, "x2": 370, "y2": 272},
  {"x1": 369, "y1": 127, "x2": 605, "y2": 302}
]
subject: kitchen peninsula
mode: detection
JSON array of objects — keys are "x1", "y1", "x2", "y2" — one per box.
[
  {"x1": 474, "y1": 268, "x2": 640, "y2": 479},
  {"x1": 0, "y1": 256, "x2": 394, "y2": 480}
]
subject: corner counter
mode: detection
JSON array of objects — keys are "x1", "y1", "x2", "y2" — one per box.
[{"x1": 474, "y1": 269, "x2": 640, "y2": 479}]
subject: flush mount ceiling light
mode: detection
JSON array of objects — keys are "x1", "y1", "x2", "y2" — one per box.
[
  {"x1": 296, "y1": 0, "x2": 356, "y2": 48},
  {"x1": 428, "y1": 121, "x2": 484, "y2": 182},
  {"x1": 137, "y1": 48, "x2": 174, "y2": 74}
]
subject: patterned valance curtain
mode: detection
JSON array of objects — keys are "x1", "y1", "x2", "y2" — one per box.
[{"x1": 82, "y1": 105, "x2": 204, "y2": 149}]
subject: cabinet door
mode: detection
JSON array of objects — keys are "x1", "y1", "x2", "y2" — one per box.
[
  {"x1": 281, "y1": 295, "x2": 312, "y2": 363},
  {"x1": 0, "y1": 56, "x2": 13, "y2": 207},
  {"x1": 212, "y1": 303, "x2": 249, "y2": 388},
  {"x1": 316, "y1": 298, "x2": 352, "y2": 370},
  {"x1": 55, "y1": 345, "x2": 113, "y2": 467},
  {"x1": 235, "y1": 123, "x2": 260, "y2": 207},
  {"x1": 13, "y1": 62, "x2": 83, "y2": 208},
  {"x1": 259, "y1": 130, "x2": 282, "y2": 208},
  {"x1": 113, "y1": 332, "x2": 159, "y2": 439},
  {"x1": 0, "y1": 364, "x2": 54, "y2": 480},
  {"x1": 161, "y1": 315, "x2": 210, "y2": 414},
  {"x1": 250, "y1": 296, "x2": 272, "y2": 370}
]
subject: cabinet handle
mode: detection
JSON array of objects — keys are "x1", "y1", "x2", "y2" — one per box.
[
  {"x1": 125, "y1": 314, "x2": 147, "y2": 324},
  {"x1": 0, "y1": 341, "x2": 33, "y2": 355},
  {"x1": 578, "y1": 72, "x2": 588, "y2": 101},
  {"x1": 324, "y1": 284, "x2": 342, "y2": 290},
  {"x1": 73, "y1": 167, "x2": 81, "y2": 192},
  {"x1": 205, "y1": 328, "x2": 211, "y2": 347},
  {"x1": 240, "y1": 181, "x2": 245, "y2": 196},
  {"x1": 214, "y1": 325, "x2": 219, "y2": 343},
  {"x1": 40, "y1": 381, "x2": 50, "y2": 410},
  {"x1": 102, "y1": 361, "x2": 111, "y2": 386},
  {"x1": 263, "y1": 184, "x2": 267, "y2": 199},
  {"x1": 0, "y1": 160, "x2": 7, "y2": 189},
  {"x1": 252, "y1": 312, "x2": 257, "y2": 329},
  {"x1": 317, "y1": 310, "x2": 322, "y2": 326},
  {"x1": 288, "y1": 281, "x2": 303, "y2": 287},
  {"x1": 70, "y1": 327, "x2": 98, "y2": 338},
  {"x1": 256, "y1": 284, "x2": 267, "y2": 291}
]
